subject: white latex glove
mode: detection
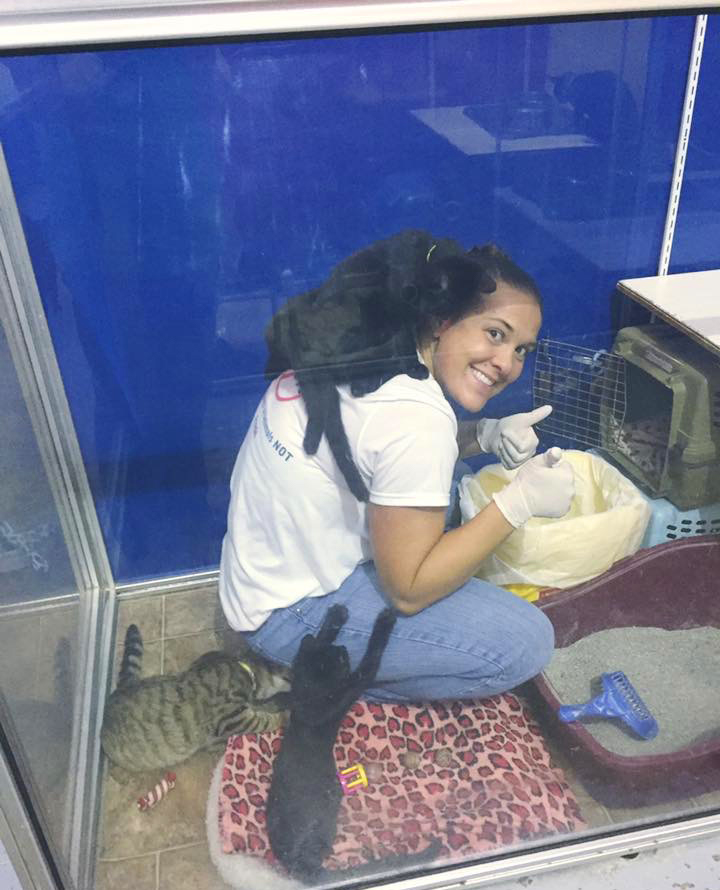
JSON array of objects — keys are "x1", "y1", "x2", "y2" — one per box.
[
  {"x1": 492, "y1": 447, "x2": 575, "y2": 528},
  {"x1": 476, "y1": 405, "x2": 553, "y2": 469}
]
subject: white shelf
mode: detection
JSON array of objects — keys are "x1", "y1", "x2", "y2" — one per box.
[
  {"x1": 411, "y1": 106, "x2": 594, "y2": 156},
  {"x1": 617, "y1": 270, "x2": 720, "y2": 357}
]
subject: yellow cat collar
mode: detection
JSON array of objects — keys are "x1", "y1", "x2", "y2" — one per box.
[{"x1": 236, "y1": 660, "x2": 256, "y2": 692}]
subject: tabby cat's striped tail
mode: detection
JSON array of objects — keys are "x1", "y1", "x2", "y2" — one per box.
[{"x1": 118, "y1": 623, "x2": 144, "y2": 688}]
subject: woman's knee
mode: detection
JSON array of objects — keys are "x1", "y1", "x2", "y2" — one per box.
[
  {"x1": 461, "y1": 600, "x2": 554, "y2": 695},
  {"x1": 506, "y1": 603, "x2": 554, "y2": 686}
]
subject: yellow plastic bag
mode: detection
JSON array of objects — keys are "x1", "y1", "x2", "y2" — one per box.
[{"x1": 458, "y1": 450, "x2": 652, "y2": 589}]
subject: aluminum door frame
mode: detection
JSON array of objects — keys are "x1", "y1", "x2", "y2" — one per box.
[
  {"x1": 0, "y1": 748, "x2": 58, "y2": 890},
  {"x1": 0, "y1": 143, "x2": 115, "y2": 890}
]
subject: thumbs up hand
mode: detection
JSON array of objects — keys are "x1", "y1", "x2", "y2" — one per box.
[
  {"x1": 475, "y1": 405, "x2": 553, "y2": 469},
  {"x1": 492, "y1": 447, "x2": 575, "y2": 528}
]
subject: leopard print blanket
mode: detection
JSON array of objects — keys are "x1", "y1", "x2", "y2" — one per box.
[{"x1": 218, "y1": 693, "x2": 585, "y2": 871}]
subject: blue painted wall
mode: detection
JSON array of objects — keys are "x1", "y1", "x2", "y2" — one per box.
[{"x1": 0, "y1": 14, "x2": 701, "y2": 580}]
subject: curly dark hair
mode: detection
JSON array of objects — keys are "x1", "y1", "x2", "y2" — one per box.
[
  {"x1": 413, "y1": 242, "x2": 542, "y2": 349},
  {"x1": 264, "y1": 230, "x2": 541, "y2": 501}
]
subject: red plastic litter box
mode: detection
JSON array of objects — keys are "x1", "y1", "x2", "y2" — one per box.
[{"x1": 533, "y1": 536, "x2": 720, "y2": 805}]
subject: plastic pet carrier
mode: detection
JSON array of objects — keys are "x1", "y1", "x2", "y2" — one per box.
[{"x1": 534, "y1": 323, "x2": 720, "y2": 510}]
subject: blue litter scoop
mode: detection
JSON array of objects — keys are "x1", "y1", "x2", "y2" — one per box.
[{"x1": 557, "y1": 670, "x2": 659, "y2": 740}]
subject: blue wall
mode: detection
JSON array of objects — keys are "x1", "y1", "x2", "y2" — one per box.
[{"x1": 0, "y1": 14, "x2": 702, "y2": 581}]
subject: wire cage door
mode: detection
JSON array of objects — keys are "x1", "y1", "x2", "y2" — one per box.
[{"x1": 532, "y1": 339, "x2": 627, "y2": 449}]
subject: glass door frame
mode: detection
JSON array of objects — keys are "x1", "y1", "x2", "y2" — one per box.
[
  {"x1": 0, "y1": 747, "x2": 58, "y2": 890},
  {"x1": 0, "y1": 144, "x2": 116, "y2": 890}
]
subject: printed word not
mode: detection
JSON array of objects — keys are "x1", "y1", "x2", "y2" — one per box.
[{"x1": 261, "y1": 403, "x2": 294, "y2": 463}]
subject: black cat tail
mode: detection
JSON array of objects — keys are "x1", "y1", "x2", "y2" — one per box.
[
  {"x1": 298, "y1": 374, "x2": 370, "y2": 502},
  {"x1": 298, "y1": 374, "x2": 329, "y2": 455},
  {"x1": 118, "y1": 623, "x2": 143, "y2": 688},
  {"x1": 321, "y1": 380, "x2": 370, "y2": 502}
]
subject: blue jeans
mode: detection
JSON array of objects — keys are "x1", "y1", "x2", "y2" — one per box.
[{"x1": 243, "y1": 562, "x2": 553, "y2": 703}]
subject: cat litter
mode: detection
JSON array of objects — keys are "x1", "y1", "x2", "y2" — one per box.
[{"x1": 544, "y1": 626, "x2": 720, "y2": 757}]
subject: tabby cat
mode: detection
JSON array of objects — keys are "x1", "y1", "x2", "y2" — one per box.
[{"x1": 101, "y1": 623, "x2": 290, "y2": 779}]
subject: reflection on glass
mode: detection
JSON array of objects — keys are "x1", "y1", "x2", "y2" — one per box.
[
  {"x1": 0, "y1": 14, "x2": 695, "y2": 583},
  {"x1": 1, "y1": 10, "x2": 718, "y2": 890},
  {"x1": 0, "y1": 321, "x2": 79, "y2": 885}
]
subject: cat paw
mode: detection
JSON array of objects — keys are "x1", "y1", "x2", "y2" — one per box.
[
  {"x1": 316, "y1": 604, "x2": 349, "y2": 643},
  {"x1": 325, "y1": 603, "x2": 349, "y2": 625}
]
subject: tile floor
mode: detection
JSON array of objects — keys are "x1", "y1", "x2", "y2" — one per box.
[
  {"x1": 0, "y1": 598, "x2": 79, "y2": 865},
  {"x1": 94, "y1": 585, "x2": 720, "y2": 890},
  {"x1": 96, "y1": 585, "x2": 230, "y2": 890}
]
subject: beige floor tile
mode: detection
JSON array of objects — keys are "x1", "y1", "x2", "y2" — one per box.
[
  {"x1": 95, "y1": 853, "x2": 157, "y2": 890},
  {"x1": 0, "y1": 612, "x2": 45, "y2": 699},
  {"x1": 606, "y1": 797, "x2": 702, "y2": 827},
  {"x1": 163, "y1": 632, "x2": 220, "y2": 674},
  {"x1": 33, "y1": 604, "x2": 80, "y2": 700},
  {"x1": 530, "y1": 720, "x2": 611, "y2": 830},
  {"x1": 603, "y1": 770, "x2": 720, "y2": 825},
  {"x1": 158, "y1": 842, "x2": 231, "y2": 890},
  {"x1": 117, "y1": 596, "x2": 164, "y2": 643},
  {"x1": 559, "y1": 776, "x2": 611, "y2": 830},
  {"x1": 98, "y1": 749, "x2": 221, "y2": 859},
  {"x1": 164, "y1": 586, "x2": 220, "y2": 638},
  {"x1": 560, "y1": 763, "x2": 704, "y2": 825},
  {"x1": 0, "y1": 606, "x2": 77, "y2": 858}
]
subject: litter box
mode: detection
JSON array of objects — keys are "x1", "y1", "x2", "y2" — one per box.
[{"x1": 533, "y1": 535, "x2": 720, "y2": 803}]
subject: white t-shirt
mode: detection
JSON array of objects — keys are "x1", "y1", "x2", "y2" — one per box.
[{"x1": 218, "y1": 369, "x2": 459, "y2": 631}]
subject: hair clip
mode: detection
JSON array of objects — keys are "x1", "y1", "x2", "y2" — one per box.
[{"x1": 426, "y1": 244, "x2": 437, "y2": 262}]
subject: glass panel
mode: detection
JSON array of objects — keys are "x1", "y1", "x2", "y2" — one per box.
[
  {"x1": 0, "y1": 838, "x2": 23, "y2": 888},
  {"x1": 3, "y1": 13, "x2": 720, "y2": 890},
  {"x1": 0, "y1": 317, "x2": 79, "y2": 887},
  {"x1": 0, "y1": 15, "x2": 696, "y2": 583},
  {"x1": 671, "y1": 13, "x2": 720, "y2": 272}
]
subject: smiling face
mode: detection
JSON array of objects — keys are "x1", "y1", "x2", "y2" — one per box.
[{"x1": 424, "y1": 282, "x2": 542, "y2": 413}]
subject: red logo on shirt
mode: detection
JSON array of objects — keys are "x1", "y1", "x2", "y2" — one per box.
[{"x1": 274, "y1": 371, "x2": 301, "y2": 401}]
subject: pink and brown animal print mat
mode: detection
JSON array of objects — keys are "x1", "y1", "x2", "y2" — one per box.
[{"x1": 217, "y1": 693, "x2": 585, "y2": 875}]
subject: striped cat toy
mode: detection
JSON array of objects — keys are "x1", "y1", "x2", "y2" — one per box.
[{"x1": 137, "y1": 771, "x2": 177, "y2": 811}]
